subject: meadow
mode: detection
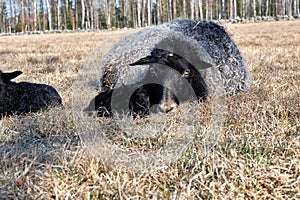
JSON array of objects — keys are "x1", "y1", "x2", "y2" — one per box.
[{"x1": 0, "y1": 20, "x2": 299, "y2": 199}]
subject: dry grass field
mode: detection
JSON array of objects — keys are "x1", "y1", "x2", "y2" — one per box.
[{"x1": 0, "y1": 20, "x2": 299, "y2": 199}]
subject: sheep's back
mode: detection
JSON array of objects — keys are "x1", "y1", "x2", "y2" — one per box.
[
  {"x1": 163, "y1": 19, "x2": 250, "y2": 94},
  {"x1": 99, "y1": 26, "x2": 215, "y2": 91},
  {"x1": 0, "y1": 82, "x2": 62, "y2": 117}
]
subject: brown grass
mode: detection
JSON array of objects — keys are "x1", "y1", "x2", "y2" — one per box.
[{"x1": 0, "y1": 21, "x2": 299, "y2": 199}]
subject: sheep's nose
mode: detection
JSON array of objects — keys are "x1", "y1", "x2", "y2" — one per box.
[{"x1": 158, "y1": 102, "x2": 178, "y2": 113}]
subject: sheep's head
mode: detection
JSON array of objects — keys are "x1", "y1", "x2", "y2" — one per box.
[
  {"x1": 0, "y1": 70, "x2": 23, "y2": 97},
  {"x1": 0, "y1": 70, "x2": 23, "y2": 84},
  {"x1": 129, "y1": 49, "x2": 207, "y2": 113}
]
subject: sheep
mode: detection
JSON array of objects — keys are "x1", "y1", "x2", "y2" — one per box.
[
  {"x1": 128, "y1": 48, "x2": 210, "y2": 114},
  {"x1": 85, "y1": 51, "x2": 204, "y2": 117},
  {"x1": 129, "y1": 48, "x2": 208, "y2": 101},
  {"x1": 87, "y1": 19, "x2": 249, "y2": 117},
  {"x1": 84, "y1": 83, "x2": 174, "y2": 117},
  {"x1": 0, "y1": 70, "x2": 62, "y2": 118},
  {"x1": 162, "y1": 19, "x2": 250, "y2": 94}
]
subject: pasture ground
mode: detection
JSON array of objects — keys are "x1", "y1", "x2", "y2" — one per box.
[{"x1": 0, "y1": 20, "x2": 299, "y2": 199}]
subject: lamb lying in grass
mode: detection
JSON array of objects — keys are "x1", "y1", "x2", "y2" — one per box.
[
  {"x1": 86, "y1": 19, "x2": 250, "y2": 117},
  {"x1": 0, "y1": 70, "x2": 62, "y2": 118}
]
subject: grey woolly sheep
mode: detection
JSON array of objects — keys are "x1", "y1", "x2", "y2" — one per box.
[
  {"x1": 0, "y1": 70, "x2": 62, "y2": 118},
  {"x1": 163, "y1": 18, "x2": 250, "y2": 94},
  {"x1": 87, "y1": 19, "x2": 249, "y2": 117}
]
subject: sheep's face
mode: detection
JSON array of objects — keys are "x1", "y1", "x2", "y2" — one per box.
[
  {"x1": 157, "y1": 87, "x2": 179, "y2": 113},
  {"x1": 130, "y1": 49, "x2": 202, "y2": 114}
]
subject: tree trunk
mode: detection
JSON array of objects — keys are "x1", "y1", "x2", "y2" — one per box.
[
  {"x1": 64, "y1": 0, "x2": 69, "y2": 30},
  {"x1": 265, "y1": 0, "x2": 269, "y2": 16},
  {"x1": 195, "y1": 0, "x2": 199, "y2": 19},
  {"x1": 199, "y1": 0, "x2": 203, "y2": 19},
  {"x1": 183, "y1": 0, "x2": 187, "y2": 18},
  {"x1": 105, "y1": 0, "x2": 111, "y2": 29},
  {"x1": 293, "y1": 0, "x2": 297, "y2": 16},
  {"x1": 142, "y1": 0, "x2": 146, "y2": 26},
  {"x1": 41, "y1": 0, "x2": 46, "y2": 30},
  {"x1": 131, "y1": 0, "x2": 137, "y2": 28},
  {"x1": 90, "y1": 0, "x2": 94, "y2": 30},
  {"x1": 123, "y1": 0, "x2": 128, "y2": 27},
  {"x1": 86, "y1": 0, "x2": 90, "y2": 29},
  {"x1": 210, "y1": 1, "x2": 213, "y2": 19},
  {"x1": 258, "y1": 0, "x2": 261, "y2": 16},
  {"x1": 8, "y1": 0, "x2": 13, "y2": 33},
  {"x1": 230, "y1": 0, "x2": 233, "y2": 19},
  {"x1": 57, "y1": 0, "x2": 61, "y2": 30},
  {"x1": 168, "y1": 0, "x2": 172, "y2": 21},
  {"x1": 191, "y1": 0, "x2": 195, "y2": 19},
  {"x1": 137, "y1": 0, "x2": 141, "y2": 27},
  {"x1": 148, "y1": 0, "x2": 151, "y2": 26},
  {"x1": 157, "y1": 0, "x2": 161, "y2": 24},
  {"x1": 234, "y1": 0, "x2": 237, "y2": 18},
  {"x1": 298, "y1": 0, "x2": 300, "y2": 16},
  {"x1": 221, "y1": 0, "x2": 225, "y2": 19},
  {"x1": 205, "y1": 0, "x2": 209, "y2": 20},
  {"x1": 45, "y1": 0, "x2": 52, "y2": 30},
  {"x1": 253, "y1": 0, "x2": 256, "y2": 17},
  {"x1": 173, "y1": 0, "x2": 177, "y2": 19},
  {"x1": 81, "y1": 0, "x2": 85, "y2": 29},
  {"x1": 75, "y1": 1, "x2": 78, "y2": 29},
  {"x1": 243, "y1": 0, "x2": 247, "y2": 19}
]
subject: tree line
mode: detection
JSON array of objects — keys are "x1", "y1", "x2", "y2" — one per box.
[{"x1": 0, "y1": 0, "x2": 299, "y2": 33}]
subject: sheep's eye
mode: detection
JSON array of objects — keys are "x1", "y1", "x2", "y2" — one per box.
[{"x1": 182, "y1": 69, "x2": 190, "y2": 77}]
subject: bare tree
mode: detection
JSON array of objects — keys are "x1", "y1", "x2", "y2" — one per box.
[
  {"x1": 122, "y1": 0, "x2": 128, "y2": 27},
  {"x1": 253, "y1": 0, "x2": 256, "y2": 17},
  {"x1": 7, "y1": 0, "x2": 13, "y2": 32},
  {"x1": 199, "y1": 0, "x2": 203, "y2": 19},
  {"x1": 57, "y1": 0, "x2": 61, "y2": 30},
  {"x1": 137, "y1": 0, "x2": 141, "y2": 27},
  {"x1": 104, "y1": 0, "x2": 112, "y2": 29},
  {"x1": 243, "y1": 0, "x2": 247, "y2": 19},
  {"x1": 205, "y1": 0, "x2": 209, "y2": 20},
  {"x1": 168, "y1": 0, "x2": 172, "y2": 21},
  {"x1": 147, "y1": 0, "x2": 151, "y2": 26},
  {"x1": 230, "y1": 0, "x2": 233, "y2": 19},
  {"x1": 45, "y1": 0, "x2": 52, "y2": 30},
  {"x1": 221, "y1": 0, "x2": 225, "y2": 19},
  {"x1": 297, "y1": 0, "x2": 300, "y2": 16},
  {"x1": 258, "y1": 0, "x2": 262, "y2": 16},
  {"x1": 81, "y1": 0, "x2": 85, "y2": 29},
  {"x1": 0, "y1": 1, "x2": 6, "y2": 32},
  {"x1": 157, "y1": 0, "x2": 161, "y2": 24},
  {"x1": 90, "y1": 0, "x2": 94, "y2": 29},
  {"x1": 183, "y1": 0, "x2": 187, "y2": 18},
  {"x1": 173, "y1": 0, "x2": 176, "y2": 19},
  {"x1": 130, "y1": 0, "x2": 137, "y2": 28},
  {"x1": 266, "y1": 0, "x2": 269, "y2": 16},
  {"x1": 86, "y1": 0, "x2": 90, "y2": 29},
  {"x1": 142, "y1": 0, "x2": 146, "y2": 26},
  {"x1": 195, "y1": 0, "x2": 199, "y2": 19},
  {"x1": 234, "y1": 0, "x2": 237, "y2": 18},
  {"x1": 191, "y1": 0, "x2": 195, "y2": 19},
  {"x1": 294, "y1": 0, "x2": 300, "y2": 16}
]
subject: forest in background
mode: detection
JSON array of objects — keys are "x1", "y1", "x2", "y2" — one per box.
[{"x1": 0, "y1": 0, "x2": 300, "y2": 33}]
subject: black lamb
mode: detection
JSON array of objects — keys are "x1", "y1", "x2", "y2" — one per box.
[{"x1": 0, "y1": 70, "x2": 62, "y2": 118}]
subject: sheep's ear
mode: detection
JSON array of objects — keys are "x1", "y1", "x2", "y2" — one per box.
[
  {"x1": 1, "y1": 71, "x2": 23, "y2": 82},
  {"x1": 129, "y1": 56, "x2": 155, "y2": 66}
]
